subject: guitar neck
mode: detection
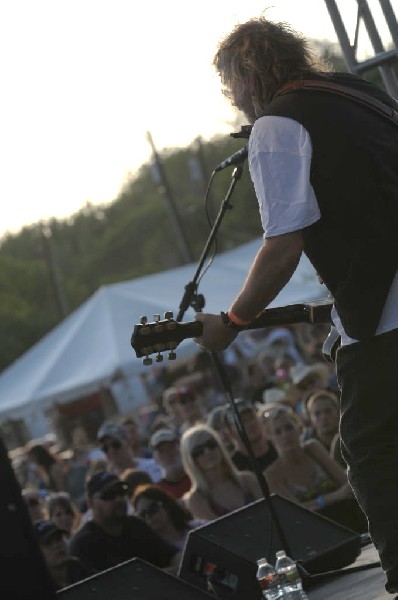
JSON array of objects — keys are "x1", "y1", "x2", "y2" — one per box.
[
  {"x1": 246, "y1": 299, "x2": 332, "y2": 329},
  {"x1": 174, "y1": 300, "x2": 332, "y2": 341}
]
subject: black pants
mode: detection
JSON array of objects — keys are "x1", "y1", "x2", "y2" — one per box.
[
  {"x1": 319, "y1": 498, "x2": 368, "y2": 534},
  {"x1": 337, "y1": 328, "x2": 398, "y2": 593}
]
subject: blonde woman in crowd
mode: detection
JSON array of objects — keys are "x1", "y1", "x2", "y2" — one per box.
[
  {"x1": 180, "y1": 424, "x2": 261, "y2": 520},
  {"x1": 264, "y1": 406, "x2": 367, "y2": 532}
]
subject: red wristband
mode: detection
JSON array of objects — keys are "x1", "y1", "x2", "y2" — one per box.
[{"x1": 227, "y1": 309, "x2": 251, "y2": 327}]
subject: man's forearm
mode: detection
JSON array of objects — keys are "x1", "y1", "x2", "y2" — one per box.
[
  {"x1": 230, "y1": 231, "x2": 304, "y2": 321},
  {"x1": 193, "y1": 230, "x2": 304, "y2": 352}
]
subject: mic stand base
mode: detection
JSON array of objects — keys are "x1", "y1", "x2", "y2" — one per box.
[{"x1": 298, "y1": 559, "x2": 381, "y2": 591}]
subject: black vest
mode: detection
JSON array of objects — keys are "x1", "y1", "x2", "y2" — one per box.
[{"x1": 260, "y1": 73, "x2": 398, "y2": 339}]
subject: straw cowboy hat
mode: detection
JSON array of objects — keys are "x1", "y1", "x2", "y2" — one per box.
[
  {"x1": 263, "y1": 387, "x2": 287, "y2": 405},
  {"x1": 289, "y1": 362, "x2": 330, "y2": 387}
]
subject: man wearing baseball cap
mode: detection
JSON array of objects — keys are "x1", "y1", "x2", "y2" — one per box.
[
  {"x1": 70, "y1": 471, "x2": 178, "y2": 573},
  {"x1": 96, "y1": 421, "x2": 162, "y2": 482},
  {"x1": 173, "y1": 386, "x2": 206, "y2": 433},
  {"x1": 150, "y1": 428, "x2": 191, "y2": 500},
  {"x1": 34, "y1": 520, "x2": 92, "y2": 590}
]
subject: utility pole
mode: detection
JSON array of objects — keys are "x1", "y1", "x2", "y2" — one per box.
[
  {"x1": 193, "y1": 136, "x2": 211, "y2": 192},
  {"x1": 324, "y1": 0, "x2": 398, "y2": 97},
  {"x1": 40, "y1": 223, "x2": 68, "y2": 320},
  {"x1": 147, "y1": 131, "x2": 194, "y2": 264}
]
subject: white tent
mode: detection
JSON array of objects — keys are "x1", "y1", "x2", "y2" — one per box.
[{"x1": 0, "y1": 238, "x2": 328, "y2": 438}]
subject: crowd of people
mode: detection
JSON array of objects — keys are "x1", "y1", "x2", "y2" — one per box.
[
  {"x1": 10, "y1": 320, "x2": 368, "y2": 591},
  {"x1": 2, "y1": 7, "x2": 396, "y2": 594}
]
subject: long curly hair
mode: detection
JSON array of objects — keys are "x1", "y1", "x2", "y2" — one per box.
[{"x1": 214, "y1": 16, "x2": 331, "y2": 107}]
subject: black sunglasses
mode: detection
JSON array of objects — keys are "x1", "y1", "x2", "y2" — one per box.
[
  {"x1": 138, "y1": 502, "x2": 162, "y2": 520},
  {"x1": 101, "y1": 440, "x2": 123, "y2": 453},
  {"x1": 99, "y1": 483, "x2": 129, "y2": 501},
  {"x1": 273, "y1": 422, "x2": 296, "y2": 436},
  {"x1": 191, "y1": 438, "x2": 218, "y2": 459}
]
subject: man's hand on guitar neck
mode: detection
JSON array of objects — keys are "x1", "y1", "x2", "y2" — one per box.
[{"x1": 194, "y1": 312, "x2": 238, "y2": 352}]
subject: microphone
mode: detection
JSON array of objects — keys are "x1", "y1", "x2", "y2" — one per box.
[
  {"x1": 214, "y1": 145, "x2": 248, "y2": 172},
  {"x1": 230, "y1": 124, "x2": 252, "y2": 139}
]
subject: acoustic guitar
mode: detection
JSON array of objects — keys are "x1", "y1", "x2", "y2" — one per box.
[{"x1": 131, "y1": 298, "x2": 336, "y2": 365}]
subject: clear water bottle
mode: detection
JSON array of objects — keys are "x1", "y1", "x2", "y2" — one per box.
[
  {"x1": 256, "y1": 557, "x2": 283, "y2": 599},
  {"x1": 275, "y1": 550, "x2": 308, "y2": 599}
]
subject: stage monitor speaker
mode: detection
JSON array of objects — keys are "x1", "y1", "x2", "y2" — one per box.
[
  {"x1": 58, "y1": 557, "x2": 213, "y2": 599},
  {"x1": 179, "y1": 494, "x2": 362, "y2": 600}
]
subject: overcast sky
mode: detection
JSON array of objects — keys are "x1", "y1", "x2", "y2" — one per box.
[{"x1": 0, "y1": 0, "x2": 393, "y2": 237}]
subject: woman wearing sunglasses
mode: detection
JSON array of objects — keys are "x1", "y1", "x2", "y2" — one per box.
[
  {"x1": 180, "y1": 424, "x2": 262, "y2": 520},
  {"x1": 133, "y1": 484, "x2": 206, "y2": 549},
  {"x1": 263, "y1": 407, "x2": 367, "y2": 532}
]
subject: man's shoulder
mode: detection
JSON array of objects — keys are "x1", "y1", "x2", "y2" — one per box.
[
  {"x1": 158, "y1": 473, "x2": 191, "y2": 490},
  {"x1": 124, "y1": 514, "x2": 152, "y2": 533},
  {"x1": 67, "y1": 556, "x2": 95, "y2": 579},
  {"x1": 71, "y1": 520, "x2": 102, "y2": 546}
]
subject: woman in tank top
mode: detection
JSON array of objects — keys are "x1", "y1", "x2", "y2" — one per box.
[
  {"x1": 263, "y1": 406, "x2": 367, "y2": 532},
  {"x1": 180, "y1": 424, "x2": 262, "y2": 520}
]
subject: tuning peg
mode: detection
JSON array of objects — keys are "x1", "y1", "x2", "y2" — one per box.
[
  {"x1": 168, "y1": 351, "x2": 176, "y2": 360},
  {"x1": 143, "y1": 356, "x2": 153, "y2": 366},
  {"x1": 155, "y1": 353, "x2": 164, "y2": 362},
  {"x1": 164, "y1": 311, "x2": 173, "y2": 319},
  {"x1": 140, "y1": 316, "x2": 148, "y2": 325},
  {"x1": 153, "y1": 314, "x2": 160, "y2": 322}
]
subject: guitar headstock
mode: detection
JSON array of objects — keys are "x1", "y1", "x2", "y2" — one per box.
[
  {"x1": 131, "y1": 311, "x2": 203, "y2": 365},
  {"x1": 131, "y1": 311, "x2": 178, "y2": 365}
]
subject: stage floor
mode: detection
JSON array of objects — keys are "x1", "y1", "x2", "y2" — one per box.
[{"x1": 307, "y1": 543, "x2": 394, "y2": 599}]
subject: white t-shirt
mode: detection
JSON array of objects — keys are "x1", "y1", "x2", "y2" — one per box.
[
  {"x1": 249, "y1": 115, "x2": 398, "y2": 344},
  {"x1": 135, "y1": 457, "x2": 162, "y2": 483}
]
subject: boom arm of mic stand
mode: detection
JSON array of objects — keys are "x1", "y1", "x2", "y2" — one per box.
[{"x1": 176, "y1": 165, "x2": 243, "y2": 322}]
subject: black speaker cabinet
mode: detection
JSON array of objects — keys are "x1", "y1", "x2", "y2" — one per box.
[
  {"x1": 179, "y1": 494, "x2": 362, "y2": 600},
  {"x1": 57, "y1": 557, "x2": 213, "y2": 599}
]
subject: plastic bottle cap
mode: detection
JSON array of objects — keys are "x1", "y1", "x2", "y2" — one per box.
[
  {"x1": 276, "y1": 551, "x2": 286, "y2": 559},
  {"x1": 256, "y1": 558, "x2": 267, "y2": 566}
]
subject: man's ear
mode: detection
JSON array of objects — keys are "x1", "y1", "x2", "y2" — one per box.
[{"x1": 87, "y1": 496, "x2": 94, "y2": 510}]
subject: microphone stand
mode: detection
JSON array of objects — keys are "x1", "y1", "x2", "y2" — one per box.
[
  {"x1": 176, "y1": 163, "x2": 294, "y2": 561},
  {"x1": 176, "y1": 164, "x2": 242, "y2": 321}
]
